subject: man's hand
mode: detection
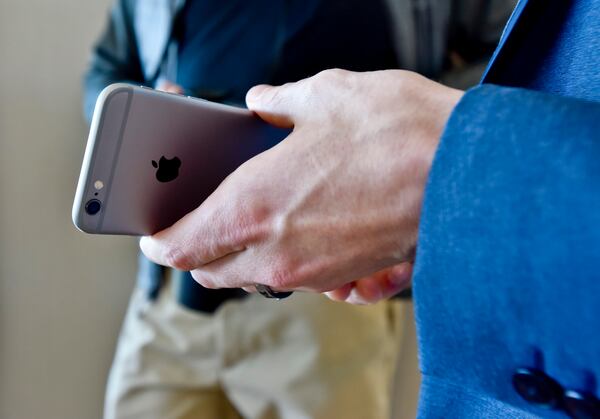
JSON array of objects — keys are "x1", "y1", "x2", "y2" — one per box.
[
  {"x1": 325, "y1": 262, "x2": 414, "y2": 305},
  {"x1": 156, "y1": 80, "x2": 184, "y2": 95},
  {"x1": 140, "y1": 69, "x2": 463, "y2": 303}
]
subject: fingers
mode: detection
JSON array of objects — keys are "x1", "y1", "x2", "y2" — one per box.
[
  {"x1": 156, "y1": 80, "x2": 184, "y2": 94},
  {"x1": 139, "y1": 200, "x2": 251, "y2": 272},
  {"x1": 246, "y1": 69, "x2": 354, "y2": 129},
  {"x1": 325, "y1": 282, "x2": 355, "y2": 301},
  {"x1": 246, "y1": 72, "x2": 323, "y2": 128},
  {"x1": 188, "y1": 249, "x2": 298, "y2": 296},
  {"x1": 188, "y1": 248, "x2": 259, "y2": 289},
  {"x1": 325, "y1": 263, "x2": 413, "y2": 305},
  {"x1": 246, "y1": 84, "x2": 297, "y2": 128}
]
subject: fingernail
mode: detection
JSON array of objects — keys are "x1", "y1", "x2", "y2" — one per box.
[
  {"x1": 139, "y1": 236, "x2": 151, "y2": 252},
  {"x1": 348, "y1": 287, "x2": 369, "y2": 305}
]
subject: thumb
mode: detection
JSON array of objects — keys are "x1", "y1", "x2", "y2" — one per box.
[{"x1": 246, "y1": 83, "x2": 304, "y2": 128}]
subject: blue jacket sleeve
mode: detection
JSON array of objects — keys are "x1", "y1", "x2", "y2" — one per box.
[
  {"x1": 82, "y1": 0, "x2": 144, "y2": 122},
  {"x1": 414, "y1": 84, "x2": 600, "y2": 413},
  {"x1": 420, "y1": 84, "x2": 600, "y2": 265}
]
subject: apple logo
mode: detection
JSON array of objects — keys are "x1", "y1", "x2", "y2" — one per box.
[{"x1": 152, "y1": 156, "x2": 181, "y2": 183}]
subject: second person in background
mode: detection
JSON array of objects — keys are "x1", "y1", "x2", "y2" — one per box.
[{"x1": 84, "y1": 0, "x2": 514, "y2": 418}]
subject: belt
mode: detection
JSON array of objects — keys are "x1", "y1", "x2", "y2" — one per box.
[
  {"x1": 173, "y1": 270, "x2": 248, "y2": 313},
  {"x1": 138, "y1": 254, "x2": 247, "y2": 313}
]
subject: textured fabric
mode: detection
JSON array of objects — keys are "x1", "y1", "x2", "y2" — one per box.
[
  {"x1": 176, "y1": 0, "x2": 288, "y2": 102},
  {"x1": 414, "y1": 0, "x2": 600, "y2": 416},
  {"x1": 176, "y1": 0, "x2": 398, "y2": 105},
  {"x1": 416, "y1": 84, "x2": 600, "y2": 418},
  {"x1": 483, "y1": 0, "x2": 600, "y2": 100},
  {"x1": 84, "y1": 0, "x2": 516, "y2": 120},
  {"x1": 268, "y1": 0, "x2": 398, "y2": 85},
  {"x1": 83, "y1": 0, "x2": 145, "y2": 120},
  {"x1": 104, "y1": 277, "x2": 406, "y2": 419},
  {"x1": 419, "y1": 375, "x2": 541, "y2": 418}
]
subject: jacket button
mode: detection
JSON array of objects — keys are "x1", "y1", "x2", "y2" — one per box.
[
  {"x1": 563, "y1": 390, "x2": 600, "y2": 419},
  {"x1": 512, "y1": 368, "x2": 563, "y2": 409}
]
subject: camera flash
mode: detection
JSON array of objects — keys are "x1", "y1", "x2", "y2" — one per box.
[{"x1": 94, "y1": 180, "x2": 104, "y2": 190}]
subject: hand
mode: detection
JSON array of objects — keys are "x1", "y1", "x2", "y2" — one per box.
[
  {"x1": 325, "y1": 262, "x2": 414, "y2": 305},
  {"x1": 156, "y1": 80, "x2": 184, "y2": 95},
  {"x1": 140, "y1": 69, "x2": 463, "y2": 303}
]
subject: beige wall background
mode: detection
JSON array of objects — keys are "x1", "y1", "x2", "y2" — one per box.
[{"x1": 0, "y1": 1, "x2": 139, "y2": 418}]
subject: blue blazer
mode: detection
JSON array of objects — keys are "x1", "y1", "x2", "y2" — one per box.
[{"x1": 414, "y1": 0, "x2": 600, "y2": 418}]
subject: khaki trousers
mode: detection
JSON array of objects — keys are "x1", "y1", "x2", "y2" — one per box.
[{"x1": 104, "y1": 277, "x2": 409, "y2": 419}]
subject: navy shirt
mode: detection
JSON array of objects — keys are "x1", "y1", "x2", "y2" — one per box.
[{"x1": 176, "y1": 0, "x2": 397, "y2": 104}]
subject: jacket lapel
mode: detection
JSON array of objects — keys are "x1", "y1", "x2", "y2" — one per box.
[{"x1": 481, "y1": 0, "x2": 530, "y2": 83}]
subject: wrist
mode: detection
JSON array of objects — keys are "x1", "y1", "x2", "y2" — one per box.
[{"x1": 388, "y1": 76, "x2": 464, "y2": 261}]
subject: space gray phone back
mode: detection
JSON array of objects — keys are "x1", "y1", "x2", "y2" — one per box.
[{"x1": 73, "y1": 84, "x2": 288, "y2": 235}]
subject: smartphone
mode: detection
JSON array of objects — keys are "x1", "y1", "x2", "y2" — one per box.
[{"x1": 72, "y1": 84, "x2": 288, "y2": 235}]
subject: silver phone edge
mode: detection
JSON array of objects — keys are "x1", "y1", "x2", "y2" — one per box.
[{"x1": 72, "y1": 83, "x2": 134, "y2": 233}]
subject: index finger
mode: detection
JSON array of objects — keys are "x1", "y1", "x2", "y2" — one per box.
[{"x1": 139, "y1": 193, "x2": 259, "y2": 271}]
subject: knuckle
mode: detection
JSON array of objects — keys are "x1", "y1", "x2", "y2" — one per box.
[
  {"x1": 308, "y1": 69, "x2": 352, "y2": 114},
  {"x1": 262, "y1": 83, "x2": 292, "y2": 108},
  {"x1": 315, "y1": 68, "x2": 346, "y2": 80},
  {"x1": 319, "y1": 69, "x2": 352, "y2": 89},
  {"x1": 163, "y1": 245, "x2": 195, "y2": 271},
  {"x1": 245, "y1": 203, "x2": 272, "y2": 233},
  {"x1": 395, "y1": 70, "x2": 420, "y2": 94},
  {"x1": 261, "y1": 86, "x2": 279, "y2": 106}
]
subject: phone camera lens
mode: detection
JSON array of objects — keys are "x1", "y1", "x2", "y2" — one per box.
[{"x1": 85, "y1": 199, "x2": 102, "y2": 215}]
